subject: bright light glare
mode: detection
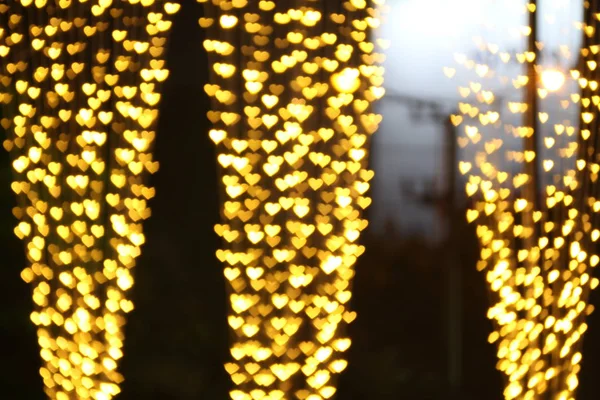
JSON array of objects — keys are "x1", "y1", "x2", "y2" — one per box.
[{"x1": 541, "y1": 69, "x2": 566, "y2": 92}]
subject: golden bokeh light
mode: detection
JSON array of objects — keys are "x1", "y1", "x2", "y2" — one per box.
[
  {"x1": 0, "y1": 1, "x2": 178, "y2": 399},
  {"x1": 541, "y1": 69, "x2": 566, "y2": 92},
  {"x1": 451, "y1": 1, "x2": 599, "y2": 398},
  {"x1": 199, "y1": 0, "x2": 388, "y2": 399}
]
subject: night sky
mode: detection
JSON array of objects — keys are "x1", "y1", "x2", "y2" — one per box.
[{"x1": 3, "y1": 1, "x2": 600, "y2": 399}]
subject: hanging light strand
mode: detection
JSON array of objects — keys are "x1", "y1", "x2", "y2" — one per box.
[
  {"x1": 199, "y1": 0, "x2": 387, "y2": 399},
  {"x1": 0, "y1": 1, "x2": 179, "y2": 399},
  {"x1": 451, "y1": 0, "x2": 600, "y2": 398}
]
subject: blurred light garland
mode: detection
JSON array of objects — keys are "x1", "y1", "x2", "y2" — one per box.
[
  {"x1": 198, "y1": 0, "x2": 388, "y2": 399},
  {"x1": 0, "y1": 1, "x2": 179, "y2": 399},
  {"x1": 451, "y1": 0, "x2": 600, "y2": 398}
]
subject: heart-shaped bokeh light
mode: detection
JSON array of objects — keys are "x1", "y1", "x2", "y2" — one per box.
[
  {"x1": 0, "y1": 1, "x2": 179, "y2": 399},
  {"x1": 198, "y1": 0, "x2": 388, "y2": 399},
  {"x1": 451, "y1": 1, "x2": 600, "y2": 398}
]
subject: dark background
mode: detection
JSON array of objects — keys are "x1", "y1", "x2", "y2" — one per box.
[{"x1": 2, "y1": 1, "x2": 600, "y2": 399}]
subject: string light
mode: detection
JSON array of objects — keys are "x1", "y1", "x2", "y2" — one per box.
[
  {"x1": 0, "y1": 1, "x2": 178, "y2": 399},
  {"x1": 451, "y1": 0, "x2": 599, "y2": 398},
  {"x1": 198, "y1": 0, "x2": 388, "y2": 399}
]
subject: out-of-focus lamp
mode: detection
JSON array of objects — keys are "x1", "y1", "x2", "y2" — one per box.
[{"x1": 541, "y1": 69, "x2": 565, "y2": 92}]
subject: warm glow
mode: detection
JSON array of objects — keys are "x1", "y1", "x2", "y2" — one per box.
[
  {"x1": 450, "y1": 0, "x2": 598, "y2": 398},
  {"x1": 199, "y1": 0, "x2": 387, "y2": 398},
  {"x1": 331, "y1": 68, "x2": 362, "y2": 94},
  {"x1": 541, "y1": 69, "x2": 566, "y2": 92},
  {"x1": 0, "y1": 2, "x2": 178, "y2": 399}
]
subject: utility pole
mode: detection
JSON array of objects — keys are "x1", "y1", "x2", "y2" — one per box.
[
  {"x1": 444, "y1": 116, "x2": 462, "y2": 397},
  {"x1": 383, "y1": 92, "x2": 464, "y2": 394}
]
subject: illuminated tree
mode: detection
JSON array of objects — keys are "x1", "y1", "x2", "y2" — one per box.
[
  {"x1": 198, "y1": 0, "x2": 388, "y2": 399},
  {"x1": 0, "y1": 1, "x2": 179, "y2": 399},
  {"x1": 452, "y1": 0, "x2": 600, "y2": 398}
]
